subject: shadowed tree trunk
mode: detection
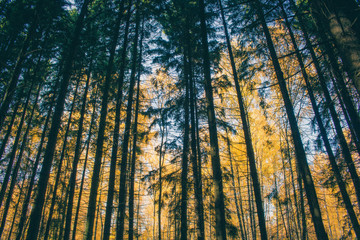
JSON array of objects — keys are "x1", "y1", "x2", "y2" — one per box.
[
  {"x1": 103, "y1": 2, "x2": 132, "y2": 239},
  {"x1": 63, "y1": 61, "x2": 93, "y2": 240},
  {"x1": 0, "y1": 81, "x2": 34, "y2": 209},
  {"x1": 218, "y1": 0, "x2": 268, "y2": 238},
  {"x1": 198, "y1": 0, "x2": 227, "y2": 239},
  {"x1": 280, "y1": 1, "x2": 360, "y2": 236},
  {"x1": 116, "y1": 1, "x2": 141, "y2": 238},
  {"x1": 25, "y1": 1, "x2": 92, "y2": 238},
  {"x1": 252, "y1": 0, "x2": 329, "y2": 238}
]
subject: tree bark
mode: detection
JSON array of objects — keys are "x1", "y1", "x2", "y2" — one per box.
[
  {"x1": 25, "y1": 1, "x2": 91, "y2": 238},
  {"x1": 252, "y1": 0, "x2": 329, "y2": 238},
  {"x1": 198, "y1": 0, "x2": 227, "y2": 239}
]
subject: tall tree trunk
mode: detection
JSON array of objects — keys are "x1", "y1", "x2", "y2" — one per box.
[
  {"x1": 43, "y1": 78, "x2": 80, "y2": 240},
  {"x1": 187, "y1": 33, "x2": 206, "y2": 240},
  {"x1": 0, "y1": 81, "x2": 34, "y2": 209},
  {"x1": 224, "y1": 130, "x2": 246, "y2": 240},
  {"x1": 63, "y1": 62, "x2": 93, "y2": 240},
  {"x1": 72, "y1": 86, "x2": 98, "y2": 240},
  {"x1": 103, "y1": 1, "x2": 132, "y2": 239},
  {"x1": 290, "y1": 0, "x2": 360, "y2": 210},
  {"x1": 116, "y1": 1, "x2": 141, "y2": 238},
  {"x1": 180, "y1": 52, "x2": 190, "y2": 240},
  {"x1": 128, "y1": 41, "x2": 142, "y2": 240},
  {"x1": 0, "y1": 82, "x2": 41, "y2": 238},
  {"x1": 0, "y1": 96, "x2": 21, "y2": 160},
  {"x1": 15, "y1": 78, "x2": 58, "y2": 240},
  {"x1": 198, "y1": 0, "x2": 227, "y2": 238},
  {"x1": 218, "y1": 0, "x2": 268, "y2": 238},
  {"x1": 280, "y1": 1, "x2": 360, "y2": 236},
  {"x1": 25, "y1": 1, "x2": 91, "y2": 238},
  {"x1": 252, "y1": 0, "x2": 329, "y2": 238},
  {"x1": 84, "y1": 0, "x2": 129, "y2": 237}
]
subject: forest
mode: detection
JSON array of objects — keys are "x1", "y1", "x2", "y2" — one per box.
[{"x1": 0, "y1": 0, "x2": 360, "y2": 239}]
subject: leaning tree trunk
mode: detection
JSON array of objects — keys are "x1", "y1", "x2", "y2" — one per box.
[
  {"x1": 84, "y1": 0, "x2": 130, "y2": 238},
  {"x1": 63, "y1": 59, "x2": 93, "y2": 240},
  {"x1": 280, "y1": 1, "x2": 360, "y2": 236},
  {"x1": 43, "y1": 78, "x2": 80, "y2": 240},
  {"x1": 0, "y1": 81, "x2": 34, "y2": 209},
  {"x1": 0, "y1": 0, "x2": 45, "y2": 131},
  {"x1": 291, "y1": 0, "x2": 360, "y2": 210},
  {"x1": 311, "y1": 0, "x2": 360, "y2": 95},
  {"x1": 218, "y1": 0, "x2": 268, "y2": 238},
  {"x1": 25, "y1": 0, "x2": 92, "y2": 238},
  {"x1": 252, "y1": 0, "x2": 329, "y2": 238},
  {"x1": 15, "y1": 77, "x2": 59, "y2": 240},
  {"x1": 0, "y1": 83, "x2": 41, "y2": 238}
]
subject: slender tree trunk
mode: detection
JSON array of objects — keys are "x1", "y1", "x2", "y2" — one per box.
[
  {"x1": 0, "y1": 0, "x2": 45, "y2": 131},
  {"x1": 84, "y1": 0, "x2": 131, "y2": 237},
  {"x1": 291, "y1": 0, "x2": 360, "y2": 209},
  {"x1": 128, "y1": 44, "x2": 142, "y2": 240},
  {"x1": 310, "y1": 5, "x2": 360, "y2": 145},
  {"x1": 225, "y1": 130, "x2": 246, "y2": 240},
  {"x1": 218, "y1": 0, "x2": 268, "y2": 238},
  {"x1": 180, "y1": 53, "x2": 190, "y2": 240},
  {"x1": 187, "y1": 36, "x2": 206, "y2": 240},
  {"x1": 198, "y1": 0, "x2": 227, "y2": 238},
  {"x1": 25, "y1": 1, "x2": 91, "y2": 238},
  {"x1": 0, "y1": 83, "x2": 41, "y2": 238},
  {"x1": 103, "y1": 2, "x2": 132, "y2": 239},
  {"x1": 280, "y1": 1, "x2": 360, "y2": 236},
  {"x1": 72, "y1": 86, "x2": 98, "y2": 240},
  {"x1": 252, "y1": 0, "x2": 329, "y2": 238},
  {"x1": 0, "y1": 96, "x2": 21, "y2": 160},
  {"x1": 15, "y1": 79, "x2": 58, "y2": 240},
  {"x1": 116, "y1": 1, "x2": 141, "y2": 238},
  {"x1": 0, "y1": 81, "x2": 34, "y2": 209},
  {"x1": 43, "y1": 79, "x2": 80, "y2": 240},
  {"x1": 64, "y1": 62, "x2": 93, "y2": 240}
]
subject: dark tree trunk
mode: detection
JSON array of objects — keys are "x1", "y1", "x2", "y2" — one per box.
[
  {"x1": 116, "y1": 1, "x2": 141, "y2": 238},
  {"x1": 187, "y1": 32, "x2": 205, "y2": 240},
  {"x1": 291, "y1": 0, "x2": 360, "y2": 210},
  {"x1": 15, "y1": 79, "x2": 58, "y2": 240},
  {"x1": 43, "y1": 78, "x2": 80, "y2": 240},
  {"x1": 72, "y1": 86, "x2": 98, "y2": 240},
  {"x1": 0, "y1": 0, "x2": 45, "y2": 131},
  {"x1": 311, "y1": 0, "x2": 360, "y2": 95},
  {"x1": 0, "y1": 81, "x2": 34, "y2": 209},
  {"x1": 218, "y1": 0, "x2": 268, "y2": 238},
  {"x1": 84, "y1": 0, "x2": 129, "y2": 238},
  {"x1": 280, "y1": 1, "x2": 360, "y2": 236},
  {"x1": 180, "y1": 53, "x2": 190, "y2": 240},
  {"x1": 103, "y1": 2, "x2": 132, "y2": 239},
  {"x1": 128, "y1": 39, "x2": 142, "y2": 239},
  {"x1": 198, "y1": 0, "x2": 227, "y2": 239},
  {"x1": 0, "y1": 83, "x2": 41, "y2": 238},
  {"x1": 252, "y1": 0, "x2": 329, "y2": 238},
  {"x1": 63, "y1": 62, "x2": 92, "y2": 240},
  {"x1": 25, "y1": 1, "x2": 91, "y2": 238}
]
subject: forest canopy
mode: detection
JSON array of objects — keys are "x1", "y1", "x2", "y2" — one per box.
[{"x1": 0, "y1": 0, "x2": 359, "y2": 239}]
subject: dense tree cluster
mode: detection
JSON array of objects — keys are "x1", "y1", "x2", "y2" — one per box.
[{"x1": 0, "y1": 0, "x2": 359, "y2": 239}]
